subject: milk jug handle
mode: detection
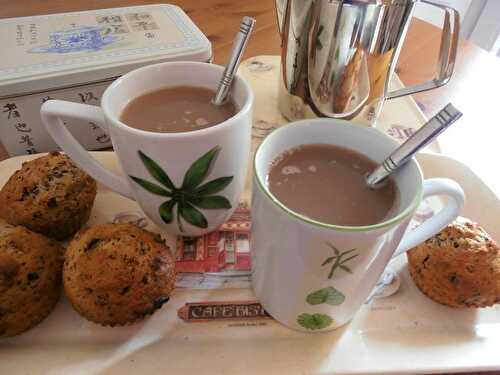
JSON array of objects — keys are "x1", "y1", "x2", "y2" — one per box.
[{"x1": 386, "y1": 1, "x2": 460, "y2": 99}]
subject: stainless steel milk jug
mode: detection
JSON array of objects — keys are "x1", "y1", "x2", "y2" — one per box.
[{"x1": 276, "y1": 0, "x2": 460, "y2": 125}]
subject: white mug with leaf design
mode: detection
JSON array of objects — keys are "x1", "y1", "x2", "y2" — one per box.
[
  {"x1": 41, "y1": 62, "x2": 253, "y2": 236},
  {"x1": 252, "y1": 119, "x2": 465, "y2": 332}
]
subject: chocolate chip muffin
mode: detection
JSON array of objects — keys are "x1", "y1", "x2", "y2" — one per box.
[
  {"x1": 63, "y1": 224, "x2": 176, "y2": 326},
  {"x1": 0, "y1": 152, "x2": 96, "y2": 240},
  {"x1": 407, "y1": 218, "x2": 500, "y2": 307},
  {"x1": 0, "y1": 219, "x2": 63, "y2": 337}
]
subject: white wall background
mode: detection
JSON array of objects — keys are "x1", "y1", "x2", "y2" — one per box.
[{"x1": 413, "y1": 0, "x2": 500, "y2": 56}]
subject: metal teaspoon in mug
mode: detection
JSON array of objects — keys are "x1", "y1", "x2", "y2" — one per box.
[
  {"x1": 212, "y1": 16, "x2": 256, "y2": 106},
  {"x1": 366, "y1": 103, "x2": 463, "y2": 188}
]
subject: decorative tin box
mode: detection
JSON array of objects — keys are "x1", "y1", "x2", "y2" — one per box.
[{"x1": 0, "y1": 4, "x2": 212, "y2": 155}]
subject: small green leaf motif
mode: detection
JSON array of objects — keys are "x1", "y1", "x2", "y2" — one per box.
[
  {"x1": 159, "y1": 200, "x2": 176, "y2": 223},
  {"x1": 195, "y1": 176, "x2": 234, "y2": 195},
  {"x1": 129, "y1": 176, "x2": 172, "y2": 197},
  {"x1": 130, "y1": 146, "x2": 233, "y2": 232},
  {"x1": 322, "y1": 242, "x2": 359, "y2": 279},
  {"x1": 339, "y1": 265, "x2": 352, "y2": 274},
  {"x1": 306, "y1": 287, "x2": 345, "y2": 306},
  {"x1": 180, "y1": 202, "x2": 208, "y2": 228},
  {"x1": 297, "y1": 313, "x2": 333, "y2": 330},
  {"x1": 182, "y1": 147, "x2": 220, "y2": 190},
  {"x1": 321, "y1": 256, "x2": 334, "y2": 266},
  {"x1": 138, "y1": 150, "x2": 175, "y2": 190},
  {"x1": 326, "y1": 243, "x2": 340, "y2": 256},
  {"x1": 190, "y1": 195, "x2": 232, "y2": 209}
]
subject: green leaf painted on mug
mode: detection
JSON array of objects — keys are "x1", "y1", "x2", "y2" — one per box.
[
  {"x1": 130, "y1": 147, "x2": 233, "y2": 232},
  {"x1": 195, "y1": 176, "x2": 234, "y2": 195},
  {"x1": 297, "y1": 313, "x2": 333, "y2": 330},
  {"x1": 129, "y1": 176, "x2": 172, "y2": 197},
  {"x1": 180, "y1": 201, "x2": 208, "y2": 229},
  {"x1": 306, "y1": 287, "x2": 345, "y2": 306},
  {"x1": 321, "y1": 256, "x2": 335, "y2": 266},
  {"x1": 189, "y1": 195, "x2": 232, "y2": 209},
  {"x1": 182, "y1": 146, "x2": 220, "y2": 190},
  {"x1": 325, "y1": 242, "x2": 340, "y2": 256},
  {"x1": 158, "y1": 200, "x2": 176, "y2": 223},
  {"x1": 322, "y1": 242, "x2": 359, "y2": 279},
  {"x1": 138, "y1": 150, "x2": 175, "y2": 191}
]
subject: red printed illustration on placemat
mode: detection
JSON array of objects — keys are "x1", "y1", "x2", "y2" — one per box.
[{"x1": 175, "y1": 204, "x2": 251, "y2": 273}]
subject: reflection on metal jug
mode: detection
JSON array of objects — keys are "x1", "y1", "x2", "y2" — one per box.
[{"x1": 276, "y1": 0, "x2": 460, "y2": 126}]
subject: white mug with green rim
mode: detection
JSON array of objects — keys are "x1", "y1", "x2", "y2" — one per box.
[
  {"x1": 251, "y1": 119, "x2": 465, "y2": 332},
  {"x1": 41, "y1": 62, "x2": 253, "y2": 236}
]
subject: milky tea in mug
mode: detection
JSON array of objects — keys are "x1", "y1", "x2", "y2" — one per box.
[
  {"x1": 267, "y1": 143, "x2": 398, "y2": 227},
  {"x1": 120, "y1": 85, "x2": 237, "y2": 133}
]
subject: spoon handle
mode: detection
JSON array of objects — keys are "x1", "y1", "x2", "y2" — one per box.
[
  {"x1": 212, "y1": 16, "x2": 256, "y2": 105},
  {"x1": 366, "y1": 103, "x2": 462, "y2": 187}
]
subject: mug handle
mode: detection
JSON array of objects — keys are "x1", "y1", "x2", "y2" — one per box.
[
  {"x1": 40, "y1": 100, "x2": 134, "y2": 199},
  {"x1": 392, "y1": 178, "x2": 464, "y2": 258},
  {"x1": 386, "y1": 0, "x2": 460, "y2": 99}
]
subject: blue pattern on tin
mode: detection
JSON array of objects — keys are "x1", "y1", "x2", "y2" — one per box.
[
  {"x1": 1, "y1": 5, "x2": 208, "y2": 75},
  {"x1": 29, "y1": 26, "x2": 119, "y2": 54}
]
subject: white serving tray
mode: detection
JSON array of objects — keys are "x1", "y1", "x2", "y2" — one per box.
[{"x1": 0, "y1": 151, "x2": 499, "y2": 375}]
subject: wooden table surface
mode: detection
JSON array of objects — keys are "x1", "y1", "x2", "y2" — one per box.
[{"x1": 0, "y1": 1, "x2": 499, "y2": 374}]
